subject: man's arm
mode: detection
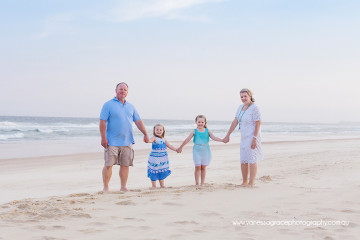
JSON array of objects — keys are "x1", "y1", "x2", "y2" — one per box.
[
  {"x1": 134, "y1": 119, "x2": 149, "y2": 143},
  {"x1": 99, "y1": 120, "x2": 108, "y2": 148}
]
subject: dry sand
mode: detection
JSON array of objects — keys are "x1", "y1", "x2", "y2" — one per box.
[{"x1": 0, "y1": 138, "x2": 359, "y2": 239}]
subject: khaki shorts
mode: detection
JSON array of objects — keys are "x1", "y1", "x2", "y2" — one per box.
[{"x1": 104, "y1": 145, "x2": 134, "y2": 167}]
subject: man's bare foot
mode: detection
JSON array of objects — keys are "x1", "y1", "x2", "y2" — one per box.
[{"x1": 120, "y1": 187, "x2": 128, "y2": 192}]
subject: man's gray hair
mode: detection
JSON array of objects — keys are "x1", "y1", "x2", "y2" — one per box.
[{"x1": 116, "y1": 82, "x2": 128, "y2": 89}]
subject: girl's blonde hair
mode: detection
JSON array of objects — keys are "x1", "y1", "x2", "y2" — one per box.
[
  {"x1": 195, "y1": 115, "x2": 207, "y2": 128},
  {"x1": 240, "y1": 88, "x2": 255, "y2": 102},
  {"x1": 153, "y1": 123, "x2": 165, "y2": 138}
]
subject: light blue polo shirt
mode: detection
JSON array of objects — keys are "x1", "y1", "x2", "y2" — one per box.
[{"x1": 100, "y1": 97, "x2": 141, "y2": 146}]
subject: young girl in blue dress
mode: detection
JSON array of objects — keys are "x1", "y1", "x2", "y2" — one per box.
[
  {"x1": 147, "y1": 124, "x2": 177, "y2": 188},
  {"x1": 177, "y1": 115, "x2": 223, "y2": 186}
]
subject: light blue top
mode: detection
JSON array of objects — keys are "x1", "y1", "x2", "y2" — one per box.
[
  {"x1": 193, "y1": 128, "x2": 209, "y2": 145},
  {"x1": 100, "y1": 97, "x2": 140, "y2": 146}
]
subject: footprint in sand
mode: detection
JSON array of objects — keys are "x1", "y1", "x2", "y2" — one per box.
[
  {"x1": 304, "y1": 227, "x2": 326, "y2": 231},
  {"x1": 162, "y1": 202, "x2": 184, "y2": 207},
  {"x1": 175, "y1": 189, "x2": 186, "y2": 193},
  {"x1": 259, "y1": 175, "x2": 272, "y2": 182},
  {"x1": 347, "y1": 222, "x2": 358, "y2": 228},
  {"x1": 123, "y1": 217, "x2": 145, "y2": 221},
  {"x1": 200, "y1": 211, "x2": 221, "y2": 217},
  {"x1": 85, "y1": 197, "x2": 96, "y2": 200},
  {"x1": 324, "y1": 236, "x2": 335, "y2": 240},
  {"x1": 71, "y1": 213, "x2": 91, "y2": 218},
  {"x1": 169, "y1": 234, "x2": 184, "y2": 238},
  {"x1": 130, "y1": 189, "x2": 142, "y2": 192},
  {"x1": 115, "y1": 200, "x2": 136, "y2": 206},
  {"x1": 140, "y1": 191, "x2": 155, "y2": 195},
  {"x1": 39, "y1": 236, "x2": 66, "y2": 240},
  {"x1": 174, "y1": 220, "x2": 199, "y2": 225},
  {"x1": 36, "y1": 225, "x2": 47, "y2": 230},
  {"x1": 52, "y1": 225, "x2": 66, "y2": 229},
  {"x1": 117, "y1": 225, "x2": 134, "y2": 229},
  {"x1": 87, "y1": 222, "x2": 106, "y2": 226},
  {"x1": 340, "y1": 209, "x2": 355, "y2": 213},
  {"x1": 139, "y1": 226, "x2": 152, "y2": 230},
  {"x1": 277, "y1": 228, "x2": 293, "y2": 234},
  {"x1": 16, "y1": 204, "x2": 29, "y2": 209},
  {"x1": 78, "y1": 229, "x2": 104, "y2": 234},
  {"x1": 69, "y1": 193, "x2": 91, "y2": 197}
]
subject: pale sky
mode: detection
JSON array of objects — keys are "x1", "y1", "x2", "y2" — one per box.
[{"x1": 1, "y1": 0, "x2": 359, "y2": 123}]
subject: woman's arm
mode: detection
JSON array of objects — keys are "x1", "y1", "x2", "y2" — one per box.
[
  {"x1": 223, "y1": 118, "x2": 239, "y2": 143},
  {"x1": 251, "y1": 120, "x2": 261, "y2": 149},
  {"x1": 208, "y1": 130, "x2": 223, "y2": 142}
]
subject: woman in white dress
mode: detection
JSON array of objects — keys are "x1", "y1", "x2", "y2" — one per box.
[{"x1": 224, "y1": 88, "x2": 263, "y2": 187}]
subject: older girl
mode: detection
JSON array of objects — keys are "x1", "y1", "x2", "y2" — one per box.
[{"x1": 177, "y1": 115, "x2": 223, "y2": 186}]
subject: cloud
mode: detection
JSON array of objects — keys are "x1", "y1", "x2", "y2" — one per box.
[
  {"x1": 30, "y1": 13, "x2": 74, "y2": 39},
  {"x1": 102, "y1": 0, "x2": 226, "y2": 22}
]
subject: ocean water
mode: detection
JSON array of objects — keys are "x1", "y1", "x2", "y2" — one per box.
[{"x1": 0, "y1": 116, "x2": 359, "y2": 159}]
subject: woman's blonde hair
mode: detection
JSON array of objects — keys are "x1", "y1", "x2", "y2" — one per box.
[
  {"x1": 240, "y1": 88, "x2": 255, "y2": 102},
  {"x1": 195, "y1": 115, "x2": 207, "y2": 128},
  {"x1": 153, "y1": 123, "x2": 165, "y2": 138}
]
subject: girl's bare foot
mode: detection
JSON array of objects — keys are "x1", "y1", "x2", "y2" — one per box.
[{"x1": 240, "y1": 182, "x2": 248, "y2": 187}]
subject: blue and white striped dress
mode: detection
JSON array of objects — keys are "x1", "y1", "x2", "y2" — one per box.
[{"x1": 147, "y1": 137, "x2": 171, "y2": 181}]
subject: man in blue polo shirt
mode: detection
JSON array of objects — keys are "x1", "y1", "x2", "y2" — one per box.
[{"x1": 100, "y1": 82, "x2": 149, "y2": 192}]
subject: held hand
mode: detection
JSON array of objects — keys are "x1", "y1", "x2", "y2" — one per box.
[
  {"x1": 101, "y1": 138, "x2": 109, "y2": 149},
  {"x1": 223, "y1": 136, "x2": 230, "y2": 143},
  {"x1": 251, "y1": 138, "x2": 257, "y2": 149},
  {"x1": 144, "y1": 134, "x2": 149, "y2": 143},
  {"x1": 176, "y1": 148, "x2": 182, "y2": 153}
]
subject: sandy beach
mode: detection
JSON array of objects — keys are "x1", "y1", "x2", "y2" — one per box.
[{"x1": 0, "y1": 138, "x2": 359, "y2": 240}]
